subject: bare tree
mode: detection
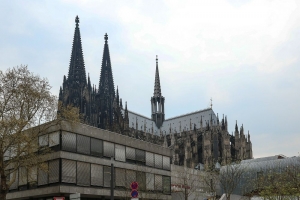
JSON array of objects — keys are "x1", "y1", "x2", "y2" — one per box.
[
  {"x1": 202, "y1": 168, "x2": 219, "y2": 200},
  {"x1": 219, "y1": 162, "x2": 247, "y2": 200},
  {"x1": 0, "y1": 66, "x2": 79, "y2": 200},
  {"x1": 171, "y1": 164, "x2": 203, "y2": 200}
]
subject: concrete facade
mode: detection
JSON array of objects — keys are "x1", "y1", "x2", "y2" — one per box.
[{"x1": 5, "y1": 120, "x2": 172, "y2": 200}]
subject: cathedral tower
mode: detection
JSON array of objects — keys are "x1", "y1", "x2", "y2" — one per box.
[
  {"x1": 97, "y1": 33, "x2": 115, "y2": 129},
  {"x1": 151, "y1": 56, "x2": 165, "y2": 128},
  {"x1": 59, "y1": 16, "x2": 90, "y2": 118}
]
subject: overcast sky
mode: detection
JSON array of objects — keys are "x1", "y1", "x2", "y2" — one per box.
[{"x1": 1, "y1": 0, "x2": 299, "y2": 158}]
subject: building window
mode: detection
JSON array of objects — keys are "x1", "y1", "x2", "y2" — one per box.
[
  {"x1": 91, "y1": 138, "x2": 103, "y2": 157},
  {"x1": 146, "y1": 173, "x2": 154, "y2": 191},
  {"x1": 18, "y1": 167, "x2": 27, "y2": 187},
  {"x1": 155, "y1": 154, "x2": 163, "y2": 169},
  {"x1": 136, "y1": 149, "x2": 146, "y2": 165},
  {"x1": 136, "y1": 171, "x2": 146, "y2": 191},
  {"x1": 103, "y1": 166, "x2": 113, "y2": 187},
  {"x1": 155, "y1": 174, "x2": 162, "y2": 191},
  {"x1": 61, "y1": 132, "x2": 76, "y2": 152},
  {"x1": 38, "y1": 134, "x2": 48, "y2": 147},
  {"x1": 9, "y1": 170, "x2": 18, "y2": 190},
  {"x1": 38, "y1": 163, "x2": 48, "y2": 186},
  {"x1": 91, "y1": 164, "x2": 103, "y2": 186},
  {"x1": 115, "y1": 144, "x2": 126, "y2": 162},
  {"x1": 162, "y1": 176, "x2": 171, "y2": 194},
  {"x1": 146, "y1": 152, "x2": 154, "y2": 167},
  {"x1": 28, "y1": 166, "x2": 37, "y2": 189},
  {"x1": 126, "y1": 147, "x2": 136, "y2": 163},
  {"x1": 77, "y1": 135, "x2": 91, "y2": 155},
  {"x1": 62, "y1": 159, "x2": 76, "y2": 183},
  {"x1": 103, "y1": 141, "x2": 114, "y2": 158},
  {"x1": 48, "y1": 160, "x2": 59, "y2": 183},
  {"x1": 163, "y1": 156, "x2": 170, "y2": 170},
  {"x1": 115, "y1": 168, "x2": 126, "y2": 188},
  {"x1": 49, "y1": 132, "x2": 60, "y2": 147},
  {"x1": 126, "y1": 170, "x2": 136, "y2": 187},
  {"x1": 77, "y1": 162, "x2": 90, "y2": 186}
]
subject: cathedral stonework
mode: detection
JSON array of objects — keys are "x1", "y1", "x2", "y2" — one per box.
[{"x1": 59, "y1": 16, "x2": 253, "y2": 169}]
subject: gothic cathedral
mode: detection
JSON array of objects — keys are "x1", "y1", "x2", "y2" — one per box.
[{"x1": 59, "y1": 16, "x2": 253, "y2": 169}]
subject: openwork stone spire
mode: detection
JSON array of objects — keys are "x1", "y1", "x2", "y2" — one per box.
[
  {"x1": 99, "y1": 33, "x2": 115, "y2": 98},
  {"x1": 68, "y1": 15, "x2": 87, "y2": 86},
  {"x1": 154, "y1": 55, "x2": 162, "y2": 97}
]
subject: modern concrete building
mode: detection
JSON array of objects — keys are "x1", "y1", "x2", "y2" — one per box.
[{"x1": 5, "y1": 120, "x2": 172, "y2": 200}]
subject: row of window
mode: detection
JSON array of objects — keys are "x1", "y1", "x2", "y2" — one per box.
[
  {"x1": 8, "y1": 159, "x2": 171, "y2": 194},
  {"x1": 38, "y1": 132, "x2": 171, "y2": 170}
]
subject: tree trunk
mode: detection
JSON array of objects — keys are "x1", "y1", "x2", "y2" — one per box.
[
  {"x1": 0, "y1": 173, "x2": 8, "y2": 200},
  {"x1": 226, "y1": 194, "x2": 230, "y2": 200},
  {"x1": 0, "y1": 185, "x2": 7, "y2": 200}
]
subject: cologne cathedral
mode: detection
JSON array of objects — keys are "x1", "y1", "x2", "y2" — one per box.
[{"x1": 59, "y1": 16, "x2": 253, "y2": 169}]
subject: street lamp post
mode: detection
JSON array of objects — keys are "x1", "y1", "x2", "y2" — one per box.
[{"x1": 111, "y1": 157, "x2": 114, "y2": 200}]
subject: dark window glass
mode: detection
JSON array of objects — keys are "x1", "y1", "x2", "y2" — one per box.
[
  {"x1": 91, "y1": 138, "x2": 103, "y2": 157},
  {"x1": 62, "y1": 132, "x2": 76, "y2": 152},
  {"x1": 77, "y1": 162, "x2": 90, "y2": 186},
  {"x1": 136, "y1": 149, "x2": 145, "y2": 164},
  {"x1": 49, "y1": 160, "x2": 59, "y2": 183},
  {"x1": 62, "y1": 159, "x2": 76, "y2": 183},
  {"x1": 91, "y1": 164, "x2": 103, "y2": 186},
  {"x1": 77, "y1": 135, "x2": 90, "y2": 155},
  {"x1": 103, "y1": 166, "x2": 112, "y2": 187},
  {"x1": 126, "y1": 147, "x2": 135, "y2": 161},
  {"x1": 162, "y1": 176, "x2": 171, "y2": 194},
  {"x1": 136, "y1": 171, "x2": 146, "y2": 191}
]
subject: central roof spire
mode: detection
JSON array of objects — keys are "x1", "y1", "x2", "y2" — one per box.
[{"x1": 154, "y1": 55, "x2": 162, "y2": 97}]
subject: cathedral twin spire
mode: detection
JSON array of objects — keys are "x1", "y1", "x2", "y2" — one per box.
[
  {"x1": 99, "y1": 33, "x2": 115, "y2": 98},
  {"x1": 68, "y1": 15, "x2": 87, "y2": 87},
  {"x1": 60, "y1": 16, "x2": 126, "y2": 130}
]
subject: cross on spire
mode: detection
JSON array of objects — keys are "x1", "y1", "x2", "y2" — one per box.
[
  {"x1": 104, "y1": 33, "x2": 108, "y2": 43},
  {"x1": 75, "y1": 15, "x2": 79, "y2": 26}
]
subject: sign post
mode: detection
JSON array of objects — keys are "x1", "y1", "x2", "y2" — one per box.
[{"x1": 130, "y1": 181, "x2": 139, "y2": 199}]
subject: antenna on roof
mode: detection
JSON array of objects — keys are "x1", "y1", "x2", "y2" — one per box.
[{"x1": 210, "y1": 97, "x2": 213, "y2": 109}]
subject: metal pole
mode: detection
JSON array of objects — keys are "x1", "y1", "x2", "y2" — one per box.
[{"x1": 111, "y1": 162, "x2": 114, "y2": 200}]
